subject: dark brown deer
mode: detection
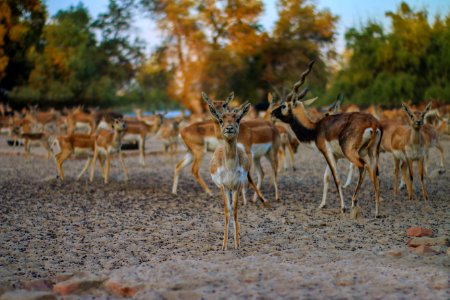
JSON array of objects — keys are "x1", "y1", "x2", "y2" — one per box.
[{"x1": 271, "y1": 61, "x2": 383, "y2": 218}]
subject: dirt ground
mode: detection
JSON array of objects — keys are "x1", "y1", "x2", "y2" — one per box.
[{"x1": 0, "y1": 135, "x2": 449, "y2": 299}]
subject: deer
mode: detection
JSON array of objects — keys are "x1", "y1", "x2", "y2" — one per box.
[
  {"x1": 271, "y1": 60, "x2": 383, "y2": 218},
  {"x1": 123, "y1": 115, "x2": 164, "y2": 166},
  {"x1": 172, "y1": 92, "x2": 281, "y2": 205},
  {"x1": 207, "y1": 99, "x2": 270, "y2": 250},
  {"x1": 160, "y1": 119, "x2": 181, "y2": 162},
  {"x1": 67, "y1": 106, "x2": 97, "y2": 134},
  {"x1": 390, "y1": 103, "x2": 433, "y2": 200},
  {"x1": 52, "y1": 133, "x2": 97, "y2": 181},
  {"x1": 89, "y1": 119, "x2": 128, "y2": 184},
  {"x1": 11, "y1": 122, "x2": 52, "y2": 159}
]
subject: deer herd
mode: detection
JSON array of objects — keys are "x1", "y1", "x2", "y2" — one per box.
[{"x1": 1, "y1": 61, "x2": 449, "y2": 250}]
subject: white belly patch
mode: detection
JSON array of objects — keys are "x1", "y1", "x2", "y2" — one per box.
[
  {"x1": 326, "y1": 140, "x2": 344, "y2": 158},
  {"x1": 205, "y1": 137, "x2": 220, "y2": 152},
  {"x1": 251, "y1": 143, "x2": 272, "y2": 158},
  {"x1": 211, "y1": 166, "x2": 248, "y2": 190},
  {"x1": 74, "y1": 147, "x2": 93, "y2": 157}
]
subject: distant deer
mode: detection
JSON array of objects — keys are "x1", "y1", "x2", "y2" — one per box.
[
  {"x1": 271, "y1": 61, "x2": 383, "y2": 217},
  {"x1": 206, "y1": 98, "x2": 270, "y2": 250},
  {"x1": 90, "y1": 119, "x2": 128, "y2": 184}
]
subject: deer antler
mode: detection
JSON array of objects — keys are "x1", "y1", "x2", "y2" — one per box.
[{"x1": 287, "y1": 60, "x2": 316, "y2": 102}]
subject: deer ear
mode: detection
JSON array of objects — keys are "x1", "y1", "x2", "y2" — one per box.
[
  {"x1": 424, "y1": 102, "x2": 432, "y2": 114},
  {"x1": 237, "y1": 102, "x2": 251, "y2": 122},
  {"x1": 202, "y1": 92, "x2": 221, "y2": 122},
  {"x1": 225, "y1": 92, "x2": 234, "y2": 104},
  {"x1": 303, "y1": 97, "x2": 318, "y2": 107},
  {"x1": 401, "y1": 102, "x2": 413, "y2": 118}
]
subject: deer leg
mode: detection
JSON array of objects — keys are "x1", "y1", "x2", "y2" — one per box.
[
  {"x1": 319, "y1": 165, "x2": 331, "y2": 209},
  {"x1": 104, "y1": 153, "x2": 111, "y2": 184},
  {"x1": 77, "y1": 157, "x2": 92, "y2": 180},
  {"x1": 172, "y1": 152, "x2": 193, "y2": 195},
  {"x1": 139, "y1": 135, "x2": 146, "y2": 166},
  {"x1": 56, "y1": 149, "x2": 71, "y2": 181},
  {"x1": 267, "y1": 150, "x2": 279, "y2": 201},
  {"x1": 252, "y1": 157, "x2": 264, "y2": 203},
  {"x1": 90, "y1": 147, "x2": 98, "y2": 182},
  {"x1": 222, "y1": 187, "x2": 231, "y2": 251},
  {"x1": 24, "y1": 139, "x2": 29, "y2": 160},
  {"x1": 232, "y1": 190, "x2": 240, "y2": 249},
  {"x1": 119, "y1": 151, "x2": 129, "y2": 182},
  {"x1": 343, "y1": 163, "x2": 355, "y2": 188},
  {"x1": 350, "y1": 167, "x2": 366, "y2": 219},
  {"x1": 322, "y1": 149, "x2": 346, "y2": 213},
  {"x1": 241, "y1": 185, "x2": 247, "y2": 206},
  {"x1": 418, "y1": 158, "x2": 428, "y2": 201},
  {"x1": 437, "y1": 143, "x2": 444, "y2": 168},
  {"x1": 286, "y1": 142, "x2": 296, "y2": 172},
  {"x1": 247, "y1": 172, "x2": 270, "y2": 207},
  {"x1": 394, "y1": 157, "x2": 399, "y2": 194},
  {"x1": 400, "y1": 161, "x2": 413, "y2": 200},
  {"x1": 191, "y1": 149, "x2": 212, "y2": 195}
]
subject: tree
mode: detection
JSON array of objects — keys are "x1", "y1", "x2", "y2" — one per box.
[
  {"x1": 0, "y1": 0, "x2": 46, "y2": 97},
  {"x1": 329, "y1": 2, "x2": 450, "y2": 106}
]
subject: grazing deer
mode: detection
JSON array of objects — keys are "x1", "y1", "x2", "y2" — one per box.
[
  {"x1": 173, "y1": 92, "x2": 281, "y2": 205},
  {"x1": 90, "y1": 119, "x2": 128, "y2": 184},
  {"x1": 271, "y1": 61, "x2": 383, "y2": 217},
  {"x1": 52, "y1": 133, "x2": 97, "y2": 180},
  {"x1": 390, "y1": 103, "x2": 432, "y2": 200},
  {"x1": 207, "y1": 100, "x2": 270, "y2": 250}
]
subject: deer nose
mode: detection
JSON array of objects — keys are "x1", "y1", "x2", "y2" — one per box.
[{"x1": 224, "y1": 125, "x2": 235, "y2": 133}]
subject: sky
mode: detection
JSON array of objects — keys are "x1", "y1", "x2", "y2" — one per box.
[{"x1": 46, "y1": 0, "x2": 450, "y2": 54}]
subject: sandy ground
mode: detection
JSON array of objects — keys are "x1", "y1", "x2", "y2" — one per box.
[{"x1": 0, "y1": 135, "x2": 449, "y2": 299}]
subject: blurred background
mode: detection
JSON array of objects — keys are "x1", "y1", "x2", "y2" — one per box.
[{"x1": 1, "y1": 0, "x2": 449, "y2": 113}]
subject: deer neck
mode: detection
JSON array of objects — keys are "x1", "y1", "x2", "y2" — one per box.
[
  {"x1": 112, "y1": 128, "x2": 124, "y2": 148},
  {"x1": 285, "y1": 107, "x2": 317, "y2": 143},
  {"x1": 223, "y1": 138, "x2": 239, "y2": 170},
  {"x1": 410, "y1": 126, "x2": 422, "y2": 145}
]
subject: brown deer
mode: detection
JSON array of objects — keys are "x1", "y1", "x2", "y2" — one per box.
[
  {"x1": 390, "y1": 103, "x2": 432, "y2": 200},
  {"x1": 123, "y1": 115, "x2": 164, "y2": 166},
  {"x1": 207, "y1": 100, "x2": 270, "y2": 250},
  {"x1": 52, "y1": 133, "x2": 97, "y2": 180},
  {"x1": 90, "y1": 119, "x2": 128, "y2": 184},
  {"x1": 172, "y1": 93, "x2": 281, "y2": 204},
  {"x1": 271, "y1": 61, "x2": 383, "y2": 217}
]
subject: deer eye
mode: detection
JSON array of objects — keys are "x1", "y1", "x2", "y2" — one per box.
[{"x1": 218, "y1": 119, "x2": 223, "y2": 125}]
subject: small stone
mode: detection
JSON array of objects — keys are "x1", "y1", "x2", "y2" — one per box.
[
  {"x1": 22, "y1": 280, "x2": 53, "y2": 292},
  {"x1": 384, "y1": 248, "x2": 404, "y2": 258},
  {"x1": 0, "y1": 290, "x2": 56, "y2": 300},
  {"x1": 408, "y1": 236, "x2": 449, "y2": 247},
  {"x1": 104, "y1": 279, "x2": 144, "y2": 297},
  {"x1": 52, "y1": 273, "x2": 104, "y2": 296},
  {"x1": 409, "y1": 245, "x2": 438, "y2": 256},
  {"x1": 406, "y1": 227, "x2": 433, "y2": 237},
  {"x1": 447, "y1": 247, "x2": 450, "y2": 256}
]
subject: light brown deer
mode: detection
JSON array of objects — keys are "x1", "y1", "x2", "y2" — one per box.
[
  {"x1": 90, "y1": 119, "x2": 128, "y2": 184},
  {"x1": 11, "y1": 123, "x2": 52, "y2": 159},
  {"x1": 123, "y1": 115, "x2": 164, "y2": 166},
  {"x1": 271, "y1": 61, "x2": 383, "y2": 217},
  {"x1": 52, "y1": 133, "x2": 97, "y2": 180},
  {"x1": 390, "y1": 103, "x2": 432, "y2": 200},
  {"x1": 173, "y1": 93, "x2": 281, "y2": 204},
  {"x1": 67, "y1": 106, "x2": 97, "y2": 134},
  {"x1": 207, "y1": 100, "x2": 270, "y2": 250}
]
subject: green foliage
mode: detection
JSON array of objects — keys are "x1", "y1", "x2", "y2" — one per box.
[{"x1": 328, "y1": 2, "x2": 450, "y2": 106}]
